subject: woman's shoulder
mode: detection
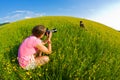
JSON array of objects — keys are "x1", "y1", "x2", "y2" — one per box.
[{"x1": 30, "y1": 36, "x2": 42, "y2": 43}]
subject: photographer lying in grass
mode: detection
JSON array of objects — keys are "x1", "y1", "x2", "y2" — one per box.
[{"x1": 18, "y1": 25, "x2": 52, "y2": 70}]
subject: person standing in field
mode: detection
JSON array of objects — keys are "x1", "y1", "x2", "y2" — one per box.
[{"x1": 18, "y1": 25, "x2": 52, "y2": 70}]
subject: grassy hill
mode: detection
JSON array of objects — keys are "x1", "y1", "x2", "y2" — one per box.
[{"x1": 0, "y1": 16, "x2": 120, "y2": 80}]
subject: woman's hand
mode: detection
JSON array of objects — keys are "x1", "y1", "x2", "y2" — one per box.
[
  {"x1": 42, "y1": 32, "x2": 52, "y2": 45},
  {"x1": 48, "y1": 32, "x2": 52, "y2": 41}
]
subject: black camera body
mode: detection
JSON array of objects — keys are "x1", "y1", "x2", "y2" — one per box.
[{"x1": 45, "y1": 28, "x2": 57, "y2": 36}]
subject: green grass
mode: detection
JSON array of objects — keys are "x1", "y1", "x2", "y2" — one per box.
[{"x1": 0, "y1": 16, "x2": 120, "y2": 80}]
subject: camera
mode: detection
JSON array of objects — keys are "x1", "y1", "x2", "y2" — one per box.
[{"x1": 45, "y1": 28, "x2": 57, "y2": 36}]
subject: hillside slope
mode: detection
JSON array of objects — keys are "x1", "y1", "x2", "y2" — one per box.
[{"x1": 0, "y1": 16, "x2": 120, "y2": 80}]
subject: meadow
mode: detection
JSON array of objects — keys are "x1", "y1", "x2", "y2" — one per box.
[{"x1": 0, "y1": 16, "x2": 120, "y2": 80}]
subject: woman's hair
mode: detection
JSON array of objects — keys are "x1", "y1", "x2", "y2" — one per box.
[{"x1": 32, "y1": 25, "x2": 46, "y2": 37}]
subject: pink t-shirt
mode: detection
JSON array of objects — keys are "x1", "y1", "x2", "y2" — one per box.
[{"x1": 18, "y1": 35, "x2": 41, "y2": 67}]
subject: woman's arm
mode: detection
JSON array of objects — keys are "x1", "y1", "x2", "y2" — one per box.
[
  {"x1": 36, "y1": 40, "x2": 52, "y2": 54},
  {"x1": 42, "y1": 38, "x2": 49, "y2": 45},
  {"x1": 36, "y1": 32, "x2": 52, "y2": 54}
]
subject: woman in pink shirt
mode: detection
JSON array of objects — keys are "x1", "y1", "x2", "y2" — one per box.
[{"x1": 18, "y1": 25, "x2": 52, "y2": 70}]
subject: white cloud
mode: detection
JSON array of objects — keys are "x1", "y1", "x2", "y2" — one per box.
[
  {"x1": 0, "y1": 10, "x2": 46, "y2": 23},
  {"x1": 12, "y1": 10, "x2": 27, "y2": 13},
  {"x1": 24, "y1": 16, "x2": 31, "y2": 19},
  {"x1": 11, "y1": 14, "x2": 22, "y2": 18}
]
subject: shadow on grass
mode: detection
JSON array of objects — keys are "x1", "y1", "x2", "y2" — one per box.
[{"x1": 8, "y1": 44, "x2": 20, "y2": 66}]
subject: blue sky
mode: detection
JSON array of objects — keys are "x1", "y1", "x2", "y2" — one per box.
[{"x1": 0, "y1": 0, "x2": 120, "y2": 30}]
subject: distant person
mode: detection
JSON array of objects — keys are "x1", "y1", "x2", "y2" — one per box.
[
  {"x1": 80, "y1": 21, "x2": 85, "y2": 28},
  {"x1": 18, "y1": 25, "x2": 52, "y2": 70}
]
